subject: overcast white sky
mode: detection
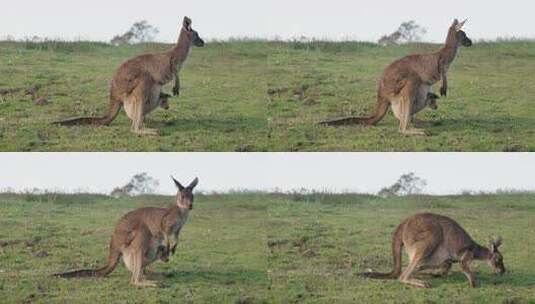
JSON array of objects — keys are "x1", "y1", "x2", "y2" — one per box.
[
  {"x1": 1, "y1": 153, "x2": 535, "y2": 195},
  {"x1": 1, "y1": 0, "x2": 534, "y2": 42}
]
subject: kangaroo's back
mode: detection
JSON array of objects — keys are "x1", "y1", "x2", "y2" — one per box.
[
  {"x1": 433, "y1": 213, "x2": 478, "y2": 253},
  {"x1": 402, "y1": 213, "x2": 477, "y2": 255},
  {"x1": 117, "y1": 207, "x2": 170, "y2": 237}
]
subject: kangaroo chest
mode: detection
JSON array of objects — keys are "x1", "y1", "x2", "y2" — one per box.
[{"x1": 167, "y1": 212, "x2": 189, "y2": 238}]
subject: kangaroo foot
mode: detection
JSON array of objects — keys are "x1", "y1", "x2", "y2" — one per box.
[
  {"x1": 133, "y1": 279, "x2": 159, "y2": 288},
  {"x1": 400, "y1": 278, "x2": 432, "y2": 288},
  {"x1": 401, "y1": 128, "x2": 429, "y2": 136},
  {"x1": 145, "y1": 272, "x2": 169, "y2": 280},
  {"x1": 419, "y1": 272, "x2": 449, "y2": 278},
  {"x1": 133, "y1": 128, "x2": 160, "y2": 136}
]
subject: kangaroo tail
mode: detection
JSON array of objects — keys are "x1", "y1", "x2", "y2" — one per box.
[
  {"x1": 360, "y1": 223, "x2": 404, "y2": 279},
  {"x1": 54, "y1": 239, "x2": 122, "y2": 278},
  {"x1": 53, "y1": 100, "x2": 122, "y2": 126},
  {"x1": 320, "y1": 98, "x2": 390, "y2": 127}
]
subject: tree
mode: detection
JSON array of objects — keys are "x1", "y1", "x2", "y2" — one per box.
[
  {"x1": 111, "y1": 173, "x2": 160, "y2": 198},
  {"x1": 111, "y1": 20, "x2": 159, "y2": 45},
  {"x1": 378, "y1": 173, "x2": 427, "y2": 197},
  {"x1": 398, "y1": 21, "x2": 427, "y2": 43},
  {"x1": 378, "y1": 21, "x2": 427, "y2": 45}
]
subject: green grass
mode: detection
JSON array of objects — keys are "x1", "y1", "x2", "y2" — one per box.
[
  {"x1": 1, "y1": 192, "x2": 534, "y2": 303},
  {"x1": 267, "y1": 41, "x2": 535, "y2": 151},
  {"x1": 2, "y1": 40, "x2": 535, "y2": 151},
  {"x1": 0, "y1": 193, "x2": 270, "y2": 303},
  {"x1": 0, "y1": 41, "x2": 268, "y2": 151}
]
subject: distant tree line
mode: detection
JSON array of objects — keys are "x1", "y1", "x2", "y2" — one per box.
[
  {"x1": 111, "y1": 172, "x2": 159, "y2": 198},
  {"x1": 111, "y1": 20, "x2": 159, "y2": 45},
  {"x1": 378, "y1": 172, "x2": 427, "y2": 197},
  {"x1": 378, "y1": 21, "x2": 427, "y2": 46}
]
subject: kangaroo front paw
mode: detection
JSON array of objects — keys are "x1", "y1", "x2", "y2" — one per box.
[{"x1": 172, "y1": 86, "x2": 180, "y2": 96}]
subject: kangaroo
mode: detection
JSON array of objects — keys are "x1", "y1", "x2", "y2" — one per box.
[
  {"x1": 120, "y1": 176, "x2": 199, "y2": 255},
  {"x1": 321, "y1": 19, "x2": 472, "y2": 135},
  {"x1": 361, "y1": 213, "x2": 505, "y2": 288},
  {"x1": 54, "y1": 176, "x2": 198, "y2": 287},
  {"x1": 54, "y1": 219, "x2": 170, "y2": 287},
  {"x1": 53, "y1": 17, "x2": 204, "y2": 135}
]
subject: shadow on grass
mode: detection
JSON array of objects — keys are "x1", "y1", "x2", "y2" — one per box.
[
  {"x1": 163, "y1": 269, "x2": 267, "y2": 287},
  {"x1": 153, "y1": 116, "x2": 267, "y2": 134},
  {"x1": 434, "y1": 116, "x2": 534, "y2": 134},
  {"x1": 159, "y1": 116, "x2": 267, "y2": 131},
  {"x1": 428, "y1": 270, "x2": 535, "y2": 288}
]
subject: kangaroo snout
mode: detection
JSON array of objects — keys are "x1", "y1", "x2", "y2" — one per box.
[{"x1": 195, "y1": 38, "x2": 205, "y2": 47}]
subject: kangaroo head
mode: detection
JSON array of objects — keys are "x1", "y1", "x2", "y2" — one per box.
[
  {"x1": 451, "y1": 19, "x2": 472, "y2": 47},
  {"x1": 159, "y1": 93, "x2": 171, "y2": 110},
  {"x1": 182, "y1": 17, "x2": 205, "y2": 47},
  {"x1": 172, "y1": 176, "x2": 199, "y2": 210},
  {"x1": 157, "y1": 245, "x2": 170, "y2": 262},
  {"x1": 487, "y1": 237, "x2": 505, "y2": 275},
  {"x1": 427, "y1": 93, "x2": 439, "y2": 110}
]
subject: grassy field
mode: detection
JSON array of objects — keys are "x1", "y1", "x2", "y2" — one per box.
[
  {"x1": 269, "y1": 40, "x2": 535, "y2": 151},
  {"x1": 1, "y1": 192, "x2": 534, "y2": 303},
  {"x1": 0, "y1": 41, "x2": 268, "y2": 152},
  {"x1": 1, "y1": 40, "x2": 535, "y2": 151},
  {"x1": 0, "y1": 193, "x2": 270, "y2": 303}
]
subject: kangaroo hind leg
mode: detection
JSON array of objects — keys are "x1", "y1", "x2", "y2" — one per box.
[
  {"x1": 398, "y1": 80, "x2": 428, "y2": 136},
  {"x1": 399, "y1": 228, "x2": 442, "y2": 288},
  {"x1": 130, "y1": 250, "x2": 158, "y2": 288},
  {"x1": 399, "y1": 252, "x2": 432, "y2": 288},
  {"x1": 125, "y1": 74, "x2": 160, "y2": 136},
  {"x1": 128, "y1": 226, "x2": 159, "y2": 288}
]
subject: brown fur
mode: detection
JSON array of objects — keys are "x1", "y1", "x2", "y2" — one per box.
[
  {"x1": 361, "y1": 213, "x2": 505, "y2": 288},
  {"x1": 53, "y1": 17, "x2": 204, "y2": 135},
  {"x1": 53, "y1": 177, "x2": 199, "y2": 287},
  {"x1": 321, "y1": 19, "x2": 472, "y2": 135}
]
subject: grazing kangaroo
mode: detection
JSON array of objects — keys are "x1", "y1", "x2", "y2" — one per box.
[
  {"x1": 54, "y1": 176, "x2": 199, "y2": 287},
  {"x1": 427, "y1": 92, "x2": 439, "y2": 110},
  {"x1": 54, "y1": 17, "x2": 204, "y2": 135},
  {"x1": 361, "y1": 213, "x2": 505, "y2": 288},
  {"x1": 321, "y1": 19, "x2": 472, "y2": 135}
]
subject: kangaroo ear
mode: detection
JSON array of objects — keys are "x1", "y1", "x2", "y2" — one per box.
[
  {"x1": 183, "y1": 17, "x2": 192, "y2": 31},
  {"x1": 455, "y1": 19, "x2": 467, "y2": 31},
  {"x1": 493, "y1": 236, "x2": 502, "y2": 248},
  {"x1": 187, "y1": 177, "x2": 199, "y2": 190},
  {"x1": 489, "y1": 236, "x2": 502, "y2": 251},
  {"x1": 171, "y1": 176, "x2": 185, "y2": 191}
]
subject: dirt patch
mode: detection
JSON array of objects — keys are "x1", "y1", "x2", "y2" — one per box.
[
  {"x1": 34, "y1": 97, "x2": 50, "y2": 105},
  {"x1": 235, "y1": 296, "x2": 255, "y2": 304},
  {"x1": 267, "y1": 239, "x2": 290, "y2": 248},
  {"x1": 359, "y1": 254, "x2": 389, "y2": 270},
  {"x1": 34, "y1": 250, "x2": 49, "y2": 258},
  {"x1": 0, "y1": 85, "x2": 41, "y2": 97},
  {"x1": 301, "y1": 249, "x2": 317, "y2": 258},
  {"x1": 0, "y1": 236, "x2": 42, "y2": 248}
]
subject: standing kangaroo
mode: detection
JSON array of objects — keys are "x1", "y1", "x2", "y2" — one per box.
[
  {"x1": 321, "y1": 19, "x2": 472, "y2": 135},
  {"x1": 54, "y1": 177, "x2": 199, "y2": 287},
  {"x1": 54, "y1": 17, "x2": 204, "y2": 135},
  {"x1": 361, "y1": 213, "x2": 505, "y2": 288}
]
